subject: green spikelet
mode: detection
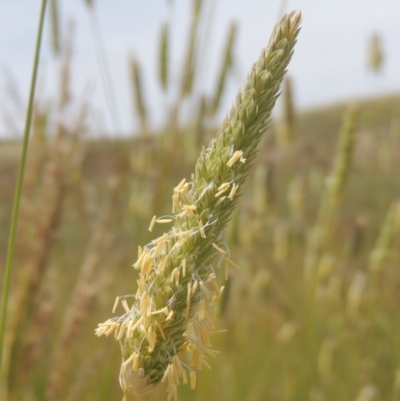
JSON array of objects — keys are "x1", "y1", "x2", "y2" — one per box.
[
  {"x1": 210, "y1": 21, "x2": 238, "y2": 116},
  {"x1": 96, "y1": 11, "x2": 302, "y2": 401}
]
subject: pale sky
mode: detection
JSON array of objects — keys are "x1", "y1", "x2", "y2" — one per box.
[{"x1": 0, "y1": 0, "x2": 399, "y2": 137}]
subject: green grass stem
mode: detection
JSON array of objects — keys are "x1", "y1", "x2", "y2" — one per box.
[{"x1": 0, "y1": 0, "x2": 48, "y2": 368}]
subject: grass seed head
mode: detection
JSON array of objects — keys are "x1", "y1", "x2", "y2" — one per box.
[{"x1": 96, "y1": 10, "x2": 302, "y2": 400}]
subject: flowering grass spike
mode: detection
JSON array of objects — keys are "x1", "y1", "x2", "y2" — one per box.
[{"x1": 96, "y1": 10, "x2": 302, "y2": 401}]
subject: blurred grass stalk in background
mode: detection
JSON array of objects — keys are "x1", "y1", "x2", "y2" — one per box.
[{"x1": 304, "y1": 105, "x2": 358, "y2": 280}]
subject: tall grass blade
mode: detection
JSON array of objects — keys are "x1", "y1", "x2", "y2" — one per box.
[{"x1": 0, "y1": 0, "x2": 48, "y2": 370}]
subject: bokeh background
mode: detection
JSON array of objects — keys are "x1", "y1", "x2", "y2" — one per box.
[{"x1": 1, "y1": 1, "x2": 400, "y2": 401}]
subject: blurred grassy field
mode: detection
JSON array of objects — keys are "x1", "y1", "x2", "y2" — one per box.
[
  {"x1": 1, "y1": 3, "x2": 400, "y2": 400},
  {"x1": 1, "y1": 92, "x2": 400, "y2": 401}
]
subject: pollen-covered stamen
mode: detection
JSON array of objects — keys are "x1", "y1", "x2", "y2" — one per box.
[
  {"x1": 228, "y1": 183, "x2": 239, "y2": 200},
  {"x1": 148, "y1": 215, "x2": 157, "y2": 232},
  {"x1": 126, "y1": 315, "x2": 144, "y2": 338},
  {"x1": 156, "y1": 217, "x2": 174, "y2": 224},
  {"x1": 198, "y1": 299, "x2": 207, "y2": 320},
  {"x1": 199, "y1": 281, "x2": 212, "y2": 300},
  {"x1": 146, "y1": 326, "x2": 157, "y2": 352},
  {"x1": 139, "y1": 292, "x2": 152, "y2": 315},
  {"x1": 161, "y1": 364, "x2": 172, "y2": 383},
  {"x1": 153, "y1": 233, "x2": 168, "y2": 256},
  {"x1": 216, "y1": 195, "x2": 227, "y2": 205},
  {"x1": 226, "y1": 150, "x2": 244, "y2": 167},
  {"x1": 170, "y1": 267, "x2": 180, "y2": 286},
  {"x1": 136, "y1": 275, "x2": 146, "y2": 295},
  {"x1": 161, "y1": 365, "x2": 177, "y2": 401},
  {"x1": 174, "y1": 178, "x2": 186, "y2": 193},
  {"x1": 117, "y1": 319, "x2": 129, "y2": 340},
  {"x1": 215, "y1": 182, "x2": 230, "y2": 197},
  {"x1": 190, "y1": 371, "x2": 196, "y2": 389},
  {"x1": 191, "y1": 348, "x2": 205, "y2": 369},
  {"x1": 186, "y1": 283, "x2": 192, "y2": 318},
  {"x1": 157, "y1": 254, "x2": 170, "y2": 273},
  {"x1": 152, "y1": 234, "x2": 169, "y2": 244},
  {"x1": 140, "y1": 254, "x2": 153, "y2": 278},
  {"x1": 105, "y1": 324, "x2": 118, "y2": 337},
  {"x1": 121, "y1": 352, "x2": 138, "y2": 368},
  {"x1": 132, "y1": 354, "x2": 140, "y2": 371},
  {"x1": 133, "y1": 247, "x2": 151, "y2": 270},
  {"x1": 157, "y1": 321, "x2": 166, "y2": 340},
  {"x1": 204, "y1": 348, "x2": 220, "y2": 357},
  {"x1": 151, "y1": 307, "x2": 169, "y2": 316},
  {"x1": 121, "y1": 299, "x2": 131, "y2": 314},
  {"x1": 224, "y1": 260, "x2": 229, "y2": 280},
  {"x1": 182, "y1": 258, "x2": 187, "y2": 277},
  {"x1": 178, "y1": 204, "x2": 197, "y2": 217},
  {"x1": 172, "y1": 193, "x2": 180, "y2": 213},
  {"x1": 174, "y1": 236, "x2": 189, "y2": 249},
  {"x1": 166, "y1": 310, "x2": 174, "y2": 321},
  {"x1": 207, "y1": 273, "x2": 222, "y2": 300},
  {"x1": 95, "y1": 319, "x2": 120, "y2": 337},
  {"x1": 112, "y1": 296, "x2": 120, "y2": 313},
  {"x1": 198, "y1": 220, "x2": 206, "y2": 238},
  {"x1": 225, "y1": 257, "x2": 240, "y2": 270},
  {"x1": 172, "y1": 355, "x2": 188, "y2": 384},
  {"x1": 172, "y1": 229, "x2": 192, "y2": 237},
  {"x1": 161, "y1": 355, "x2": 189, "y2": 401},
  {"x1": 211, "y1": 243, "x2": 228, "y2": 255}
]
